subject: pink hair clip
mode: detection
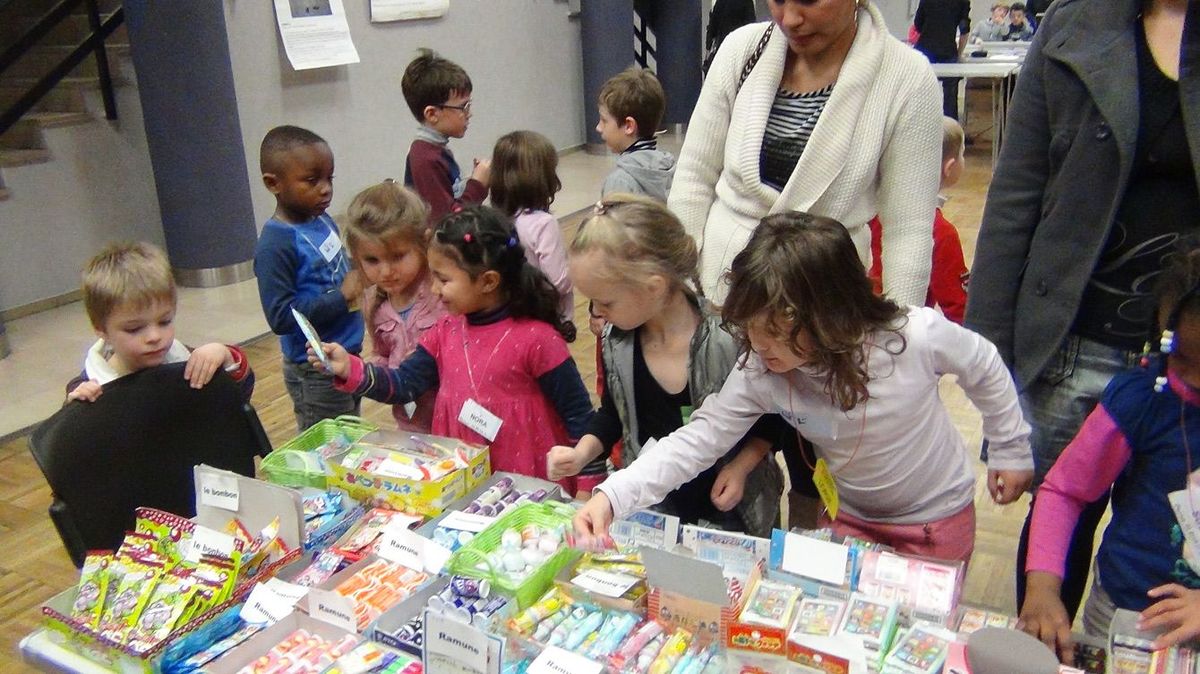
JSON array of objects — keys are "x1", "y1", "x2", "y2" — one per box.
[{"x1": 463, "y1": 233, "x2": 473, "y2": 243}]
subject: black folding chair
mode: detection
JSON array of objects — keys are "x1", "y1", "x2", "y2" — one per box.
[{"x1": 28, "y1": 363, "x2": 270, "y2": 567}]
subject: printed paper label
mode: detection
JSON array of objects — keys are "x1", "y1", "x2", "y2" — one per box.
[
  {"x1": 528, "y1": 646, "x2": 603, "y2": 674},
  {"x1": 571, "y1": 569, "x2": 639, "y2": 598},
  {"x1": 438, "y1": 510, "x2": 497, "y2": 533},
  {"x1": 425, "y1": 609, "x2": 489, "y2": 673},
  {"x1": 378, "y1": 526, "x2": 426, "y2": 569},
  {"x1": 199, "y1": 472, "x2": 240, "y2": 511},
  {"x1": 308, "y1": 588, "x2": 357, "y2": 633},
  {"x1": 240, "y1": 582, "x2": 299, "y2": 623}
]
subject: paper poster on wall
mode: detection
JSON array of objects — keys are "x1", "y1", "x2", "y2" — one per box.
[
  {"x1": 370, "y1": 0, "x2": 449, "y2": 23},
  {"x1": 273, "y1": 0, "x2": 360, "y2": 71}
]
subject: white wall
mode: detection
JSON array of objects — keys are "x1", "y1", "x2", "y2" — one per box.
[
  {"x1": 0, "y1": 0, "x2": 585, "y2": 312},
  {"x1": 0, "y1": 60, "x2": 164, "y2": 312},
  {"x1": 223, "y1": 0, "x2": 586, "y2": 226}
]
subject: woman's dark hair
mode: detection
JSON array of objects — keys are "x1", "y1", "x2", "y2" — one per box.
[
  {"x1": 432, "y1": 205, "x2": 573, "y2": 340},
  {"x1": 722, "y1": 211, "x2": 908, "y2": 411}
]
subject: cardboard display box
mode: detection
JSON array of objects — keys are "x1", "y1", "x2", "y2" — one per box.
[{"x1": 326, "y1": 435, "x2": 490, "y2": 517}]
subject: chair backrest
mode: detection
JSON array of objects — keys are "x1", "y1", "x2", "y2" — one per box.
[{"x1": 28, "y1": 363, "x2": 268, "y2": 566}]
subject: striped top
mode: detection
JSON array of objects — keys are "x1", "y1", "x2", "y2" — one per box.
[{"x1": 759, "y1": 84, "x2": 835, "y2": 191}]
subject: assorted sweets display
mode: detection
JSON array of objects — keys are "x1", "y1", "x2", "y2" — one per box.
[{"x1": 27, "y1": 426, "x2": 1194, "y2": 674}]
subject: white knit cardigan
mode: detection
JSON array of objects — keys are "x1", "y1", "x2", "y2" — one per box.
[{"x1": 668, "y1": 4, "x2": 943, "y2": 305}]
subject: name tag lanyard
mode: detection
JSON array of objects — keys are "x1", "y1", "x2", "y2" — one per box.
[
  {"x1": 786, "y1": 336, "x2": 872, "y2": 520},
  {"x1": 461, "y1": 320, "x2": 514, "y2": 399}
]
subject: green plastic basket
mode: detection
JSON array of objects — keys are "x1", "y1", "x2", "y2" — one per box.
[
  {"x1": 445, "y1": 502, "x2": 580, "y2": 610},
  {"x1": 260, "y1": 415, "x2": 377, "y2": 488}
]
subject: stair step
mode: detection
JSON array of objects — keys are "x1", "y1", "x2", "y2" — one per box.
[
  {"x1": 0, "y1": 148, "x2": 51, "y2": 167},
  {"x1": 0, "y1": 0, "x2": 122, "y2": 20},
  {"x1": 0, "y1": 85, "x2": 85, "y2": 113},
  {"x1": 0, "y1": 119, "x2": 46, "y2": 150},
  {"x1": 26, "y1": 110, "x2": 91, "y2": 127},
  {"x1": 1, "y1": 44, "x2": 128, "y2": 79},
  {"x1": 0, "y1": 13, "x2": 126, "y2": 47}
]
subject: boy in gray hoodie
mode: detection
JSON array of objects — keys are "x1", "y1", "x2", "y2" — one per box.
[{"x1": 595, "y1": 67, "x2": 676, "y2": 203}]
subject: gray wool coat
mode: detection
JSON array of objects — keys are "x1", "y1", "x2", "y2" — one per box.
[{"x1": 965, "y1": 0, "x2": 1200, "y2": 390}]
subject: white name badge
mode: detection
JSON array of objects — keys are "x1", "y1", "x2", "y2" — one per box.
[
  {"x1": 318, "y1": 229, "x2": 342, "y2": 263},
  {"x1": 458, "y1": 398, "x2": 502, "y2": 442}
]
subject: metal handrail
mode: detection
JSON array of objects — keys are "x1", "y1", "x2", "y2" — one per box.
[{"x1": 0, "y1": 0, "x2": 123, "y2": 137}]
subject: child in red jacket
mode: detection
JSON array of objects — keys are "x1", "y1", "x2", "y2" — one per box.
[{"x1": 869, "y1": 116, "x2": 969, "y2": 323}]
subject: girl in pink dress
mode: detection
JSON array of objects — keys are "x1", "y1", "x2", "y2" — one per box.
[
  {"x1": 343, "y1": 180, "x2": 445, "y2": 432},
  {"x1": 316, "y1": 206, "x2": 594, "y2": 493}
]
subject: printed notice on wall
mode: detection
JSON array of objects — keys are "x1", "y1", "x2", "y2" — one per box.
[
  {"x1": 370, "y1": 0, "x2": 448, "y2": 22},
  {"x1": 273, "y1": 0, "x2": 360, "y2": 71}
]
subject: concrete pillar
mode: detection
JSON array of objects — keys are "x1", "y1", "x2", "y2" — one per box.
[{"x1": 123, "y1": 0, "x2": 257, "y2": 287}]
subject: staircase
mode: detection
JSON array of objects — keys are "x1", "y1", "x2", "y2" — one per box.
[{"x1": 0, "y1": 0, "x2": 127, "y2": 201}]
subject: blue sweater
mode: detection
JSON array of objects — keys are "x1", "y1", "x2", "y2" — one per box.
[{"x1": 254, "y1": 214, "x2": 363, "y2": 363}]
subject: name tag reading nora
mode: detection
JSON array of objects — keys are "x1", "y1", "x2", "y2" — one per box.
[
  {"x1": 318, "y1": 229, "x2": 342, "y2": 263},
  {"x1": 459, "y1": 398, "x2": 502, "y2": 442}
]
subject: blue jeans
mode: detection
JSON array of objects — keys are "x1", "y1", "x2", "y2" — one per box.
[
  {"x1": 281, "y1": 358, "x2": 361, "y2": 433},
  {"x1": 1014, "y1": 335, "x2": 1141, "y2": 619}
]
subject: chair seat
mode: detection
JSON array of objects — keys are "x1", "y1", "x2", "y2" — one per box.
[{"x1": 28, "y1": 363, "x2": 268, "y2": 566}]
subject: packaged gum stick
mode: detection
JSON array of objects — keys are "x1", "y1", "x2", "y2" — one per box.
[
  {"x1": 72, "y1": 552, "x2": 113, "y2": 629},
  {"x1": 125, "y1": 572, "x2": 198, "y2": 653},
  {"x1": 98, "y1": 559, "x2": 163, "y2": 642}
]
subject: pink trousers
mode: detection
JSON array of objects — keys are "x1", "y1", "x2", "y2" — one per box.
[{"x1": 818, "y1": 502, "x2": 976, "y2": 564}]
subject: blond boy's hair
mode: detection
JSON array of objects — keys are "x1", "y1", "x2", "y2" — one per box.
[
  {"x1": 942, "y1": 116, "x2": 965, "y2": 162},
  {"x1": 82, "y1": 242, "x2": 176, "y2": 329},
  {"x1": 598, "y1": 67, "x2": 666, "y2": 140}
]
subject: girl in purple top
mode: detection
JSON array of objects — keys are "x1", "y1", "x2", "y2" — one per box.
[
  {"x1": 490, "y1": 131, "x2": 575, "y2": 340},
  {"x1": 343, "y1": 180, "x2": 446, "y2": 431}
]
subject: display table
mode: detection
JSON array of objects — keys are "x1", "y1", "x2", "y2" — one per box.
[{"x1": 19, "y1": 629, "x2": 115, "y2": 674}]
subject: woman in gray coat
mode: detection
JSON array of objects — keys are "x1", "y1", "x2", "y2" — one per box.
[{"x1": 966, "y1": 0, "x2": 1199, "y2": 655}]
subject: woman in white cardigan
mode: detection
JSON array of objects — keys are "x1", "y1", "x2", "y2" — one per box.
[{"x1": 670, "y1": 0, "x2": 943, "y2": 305}]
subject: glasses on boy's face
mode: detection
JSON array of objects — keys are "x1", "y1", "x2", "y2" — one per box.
[{"x1": 437, "y1": 101, "x2": 471, "y2": 115}]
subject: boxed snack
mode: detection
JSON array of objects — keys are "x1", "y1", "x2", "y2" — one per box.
[
  {"x1": 787, "y1": 597, "x2": 870, "y2": 674},
  {"x1": 299, "y1": 487, "x2": 364, "y2": 553},
  {"x1": 203, "y1": 612, "x2": 360, "y2": 674},
  {"x1": 769, "y1": 529, "x2": 858, "y2": 597},
  {"x1": 325, "y1": 432, "x2": 490, "y2": 516},
  {"x1": 419, "y1": 473, "x2": 563, "y2": 553},
  {"x1": 682, "y1": 524, "x2": 771, "y2": 583},
  {"x1": 855, "y1": 550, "x2": 964, "y2": 628},
  {"x1": 554, "y1": 550, "x2": 648, "y2": 613},
  {"x1": 880, "y1": 622, "x2": 956, "y2": 673},
  {"x1": 727, "y1": 574, "x2": 803, "y2": 656},
  {"x1": 643, "y1": 547, "x2": 743, "y2": 646},
  {"x1": 302, "y1": 555, "x2": 432, "y2": 632},
  {"x1": 330, "y1": 508, "x2": 422, "y2": 563}
]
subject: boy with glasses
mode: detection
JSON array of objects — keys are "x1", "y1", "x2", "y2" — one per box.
[{"x1": 401, "y1": 49, "x2": 490, "y2": 222}]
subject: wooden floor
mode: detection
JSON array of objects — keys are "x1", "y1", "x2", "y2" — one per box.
[{"x1": 0, "y1": 90, "x2": 1031, "y2": 672}]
